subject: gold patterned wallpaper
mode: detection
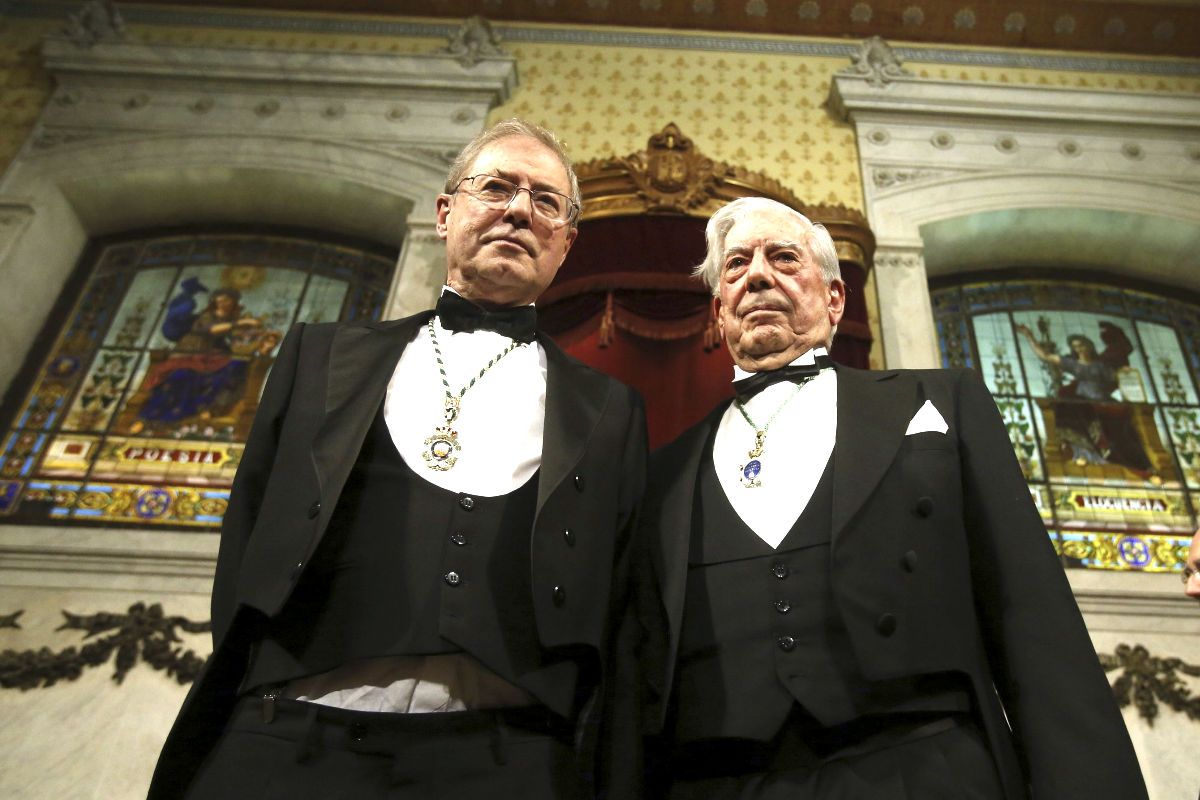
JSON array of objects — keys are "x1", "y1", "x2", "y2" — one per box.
[
  {"x1": 0, "y1": 14, "x2": 1196, "y2": 212},
  {"x1": 493, "y1": 43, "x2": 862, "y2": 209}
]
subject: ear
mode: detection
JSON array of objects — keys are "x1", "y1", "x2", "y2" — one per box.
[
  {"x1": 435, "y1": 194, "x2": 452, "y2": 241},
  {"x1": 713, "y1": 294, "x2": 726, "y2": 340},
  {"x1": 560, "y1": 225, "x2": 579, "y2": 261},
  {"x1": 828, "y1": 278, "x2": 846, "y2": 326}
]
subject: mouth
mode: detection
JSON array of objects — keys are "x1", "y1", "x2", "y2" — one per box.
[
  {"x1": 484, "y1": 234, "x2": 534, "y2": 257},
  {"x1": 741, "y1": 304, "x2": 786, "y2": 320}
]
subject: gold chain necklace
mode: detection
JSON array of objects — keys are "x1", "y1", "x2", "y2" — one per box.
[
  {"x1": 422, "y1": 320, "x2": 525, "y2": 471},
  {"x1": 733, "y1": 378, "x2": 813, "y2": 488}
]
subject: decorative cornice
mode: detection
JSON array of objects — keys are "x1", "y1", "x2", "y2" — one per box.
[
  {"x1": 41, "y1": 37, "x2": 518, "y2": 102},
  {"x1": 34, "y1": 34, "x2": 518, "y2": 154},
  {"x1": 829, "y1": 69, "x2": 1200, "y2": 130},
  {"x1": 435, "y1": 15, "x2": 506, "y2": 69},
  {"x1": 839, "y1": 36, "x2": 913, "y2": 88},
  {"x1": 61, "y1": 0, "x2": 125, "y2": 49}
]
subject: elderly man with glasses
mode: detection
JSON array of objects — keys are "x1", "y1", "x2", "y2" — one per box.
[{"x1": 150, "y1": 119, "x2": 648, "y2": 800}]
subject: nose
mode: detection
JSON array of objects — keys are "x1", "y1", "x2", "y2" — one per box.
[
  {"x1": 502, "y1": 187, "x2": 536, "y2": 226},
  {"x1": 745, "y1": 249, "x2": 774, "y2": 291}
]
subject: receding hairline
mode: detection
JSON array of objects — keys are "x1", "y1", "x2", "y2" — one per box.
[{"x1": 467, "y1": 144, "x2": 572, "y2": 194}]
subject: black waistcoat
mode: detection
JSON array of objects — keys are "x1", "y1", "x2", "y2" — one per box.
[
  {"x1": 673, "y1": 442, "x2": 968, "y2": 745},
  {"x1": 673, "y1": 446, "x2": 856, "y2": 743},
  {"x1": 244, "y1": 404, "x2": 582, "y2": 714}
]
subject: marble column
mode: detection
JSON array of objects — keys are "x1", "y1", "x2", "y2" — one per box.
[
  {"x1": 384, "y1": 220, "x2": 446, "y2": 321},
  {"x1": 872, "y1": 245, "x2": 941, "y2": 369}
]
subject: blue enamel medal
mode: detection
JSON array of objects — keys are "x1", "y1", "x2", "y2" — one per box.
[{"x1": 740, "y1": 458, "x2": 762, "y2": 489}]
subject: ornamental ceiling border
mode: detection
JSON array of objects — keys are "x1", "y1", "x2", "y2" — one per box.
[{"x1": 9, "y1": 1, "x2": 1200, "y2": 77}]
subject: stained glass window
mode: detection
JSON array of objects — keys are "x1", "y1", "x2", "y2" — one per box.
[
  {"x1": 932, "y1": 279, "x2": 1198, "y2": 573},
  {"x1": 0, "y1": 231, "x2": 395, "y2": 529}
]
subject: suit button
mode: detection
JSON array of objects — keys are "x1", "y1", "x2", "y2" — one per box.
[
  {"x1": 573, "y1": 474, "x2": 585, "y2": 492},
  {"x1": 902, "y1": 550, "x2": 918, "y2": 572},
  {"x1": 771, "y1": 562, "x2": 789, "y2": 579},
  {"x1": 348, "y1": 722, "x2": 367, "y2": 742},
  {"x1": 774, "y1": 599, "x2": 791, "y2": 614},
  {"x1": 913, "y1": 496, "x2": 934, "y2": 518},
  {"x1": 306, "y1": 501, "x2": 321, "y2": 519},
  {"x1": 562, "y1": 529, "x2": 576, "y2": 546},
  {"x1": 777, "y1": 635, "x2": 796, "y2": 652},
  {"x1": 290, "y1": 562, "x2": 304, "y2": 581},
  {"x1": 451, "y1": 532, "x2": 467, "y2": 546},
  {"x1": 876, "y1": 613, "x2": 898, "y2": 637},
  {"x1": 459, "y1": 495, "x2": 475, "y2": 511},
  {"x1": 444, "y1": 571, "x2": 462, "y2": 587},
  {"x1": 552, "y1": 586, "x2": 566, "y2": 606}
]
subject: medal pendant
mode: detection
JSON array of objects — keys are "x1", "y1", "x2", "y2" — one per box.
[
  {"x1": 739, "y1": 459, "x2": 762, "y2": 489},
  {"x1": 444, "y1": 397, "x2": 460, "y2": 424},
  {"x1": 423, "y1": 425, "x2": 461, "y2": 471}
]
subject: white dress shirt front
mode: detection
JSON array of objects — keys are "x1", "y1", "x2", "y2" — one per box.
[
  {"x1": 385, "y1": 295, "x2": 547, "y2": 496},
  {"x1": 712, "y1": 347, "x2": 837, "y2": 548}
]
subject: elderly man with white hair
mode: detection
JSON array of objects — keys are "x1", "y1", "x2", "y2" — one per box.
[{"x1": 639, "y1": 197, "x2": 1146, "y2": 799}]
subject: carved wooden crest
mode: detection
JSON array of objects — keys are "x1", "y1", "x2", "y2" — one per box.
[
  {"x1": 628, "y1": 123, "x2": 720, "y2": 212},
  {"x1": 572, "y1": 123, "x2": 874, "y2": 271}
]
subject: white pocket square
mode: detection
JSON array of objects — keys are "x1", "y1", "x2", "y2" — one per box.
[{"x1": 905, "y1": 399, "x2": 948, "y2": 435}]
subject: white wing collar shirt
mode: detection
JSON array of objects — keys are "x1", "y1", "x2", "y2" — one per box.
[
  {"x1": 385, "y1": 287, "x2": 547, "y2": 494},
  {"x1": 712, "y1": 347, "x2": 837, "y2": 549}
]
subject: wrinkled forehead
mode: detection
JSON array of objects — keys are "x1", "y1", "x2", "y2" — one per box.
[
  {"x1": 725, "y1": 209, "x2": 812, "y2": 251},
  {"x1": 467, "y1": 136, "x2": 570, "y2": 190}
]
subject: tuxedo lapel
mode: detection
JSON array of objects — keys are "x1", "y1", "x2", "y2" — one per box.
[
  {"x1": 652, "y1": 403, "x2": 726, "y2": 702},
  {"x1": 537, "y1": 336, "x2": 611, "y2": 513},
  {"x1": 831, "y1": 367, "x2": 918, "y2": 541},
  {"x1": 311, "y1": 312, "x2": 430, "y2": 501}
]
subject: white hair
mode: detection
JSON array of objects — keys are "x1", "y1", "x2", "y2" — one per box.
[{"x1": 692, "y1": 197, "x2": 841, "y2": 296}]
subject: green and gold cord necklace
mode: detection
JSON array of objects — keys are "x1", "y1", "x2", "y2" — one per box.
[{"x1": 422, "y1": 320, "x2": 524, "y2": 471}]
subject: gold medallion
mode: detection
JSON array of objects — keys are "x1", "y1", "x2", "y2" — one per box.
[{"x1": 423, "y1": 425, "x2": 461, "y2": 471}]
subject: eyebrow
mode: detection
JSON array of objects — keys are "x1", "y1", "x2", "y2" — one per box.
[
  {"x1": 488, "y1": 168, "x2": 566, "y2": 195},
  {"x1": 723, "y1": 240, "x2": 805, "y2": 259}
]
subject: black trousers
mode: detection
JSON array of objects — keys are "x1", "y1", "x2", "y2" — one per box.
[
  {"x1": 668, "y1": 713, "x2": 1011, "y2": 800},
  {"x1": 184, "y1": 697, "x2": 589, "y2": 800}
]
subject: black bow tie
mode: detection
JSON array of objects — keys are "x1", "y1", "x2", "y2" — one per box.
[
  {"x1": 732, "y1": 355, "x2": 833, "y2": 399},
  {"x1": 435, "y1": 292, "x2": 537, "y2": 343}
]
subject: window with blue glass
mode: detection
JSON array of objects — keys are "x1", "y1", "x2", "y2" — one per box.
[
  {"x1": 932, "y1": 279, "x2": 1199, "y2": 573},
  {"x1": 0, "y1": 231, "x2": 394, "y2": 529}
]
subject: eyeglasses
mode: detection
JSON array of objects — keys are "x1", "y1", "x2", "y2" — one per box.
[
  {"x1": 1183, "y1": 565, "x2": 1198, "y2": 584},
  {"x1": 452, "y1": 174, "x2": 578, "y2": 225}
]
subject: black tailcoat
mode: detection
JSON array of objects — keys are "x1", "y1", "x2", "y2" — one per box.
[
  {"x1": 149, "y1": 311, "x2": 647, "y2": 798},
  {"x1": 641, "y1": 365, "x2": 1146, "y2": 799}
]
